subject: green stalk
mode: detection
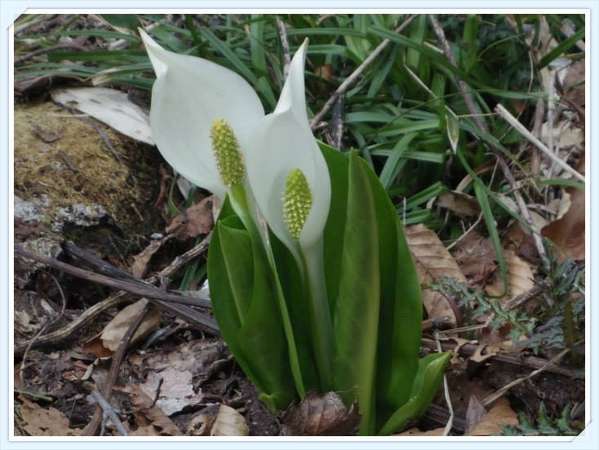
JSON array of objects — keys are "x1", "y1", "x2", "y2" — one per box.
[
  {"x1": 299, "y1": 238, "x2": 334, "y2": 391},
  {"x1": 229, "y1": 182, "x2": 307, "y2": 398}
]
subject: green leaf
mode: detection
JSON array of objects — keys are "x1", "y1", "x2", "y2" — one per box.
[
  {"x1": 101, "y1": 14, "x2": 140, "y2": 33},
  {"x1": 332, "y1": 152, "x2": 381, "y2": 435},
  {"x1": 320, "y1": 143, "x2": 350, "y2": 314},
  {"x1": 379, "y1": 133, "x2": 417, "y2": 190},
  {"x1": 199, "y1": 26, "x2": 258, "y2": 85},
  {"x1": 378, "y1": 352, "x2": 451, "y2": 435},
  {"x1": 360, "y1": 155, "x2": 423, "y2": 424},
  {"x1": 269, "y1": 231, "x2": 321, "y2": 394},
  {"x1": 538, "y1": 28, "x2": 584, "y2": 69},
  {"x1": 249, "y1": 15, "x2": 267, "y2": 75},
  {"x1": 208, "y1": 211, "x2": 295, "y2": 410}
]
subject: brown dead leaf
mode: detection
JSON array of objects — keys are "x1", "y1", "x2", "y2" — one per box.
[
  {"x1": 211, "y1": 404, "x2": 249, "y2": 436},
  {"x1": 140, "y1": 367, "x2": 203, "y2": 416},
  {"x1": 451, "y1": 231, "x2": 497, "y2": 287},
  {"x1": 166, "y1": 196, "x2": 214, "y2": 240},
  {"x1": 283, "y1": 392, "x2": 359, "y2": 436},
  {"x1": 118, "y1": 384, "x2": 182, "y2": 436},
  {"x1": 437, "y1": 191, "x2": 480, "y2": 217},
  {"x1": 131, "y1": 238, "x2": 166, "y2": 278},
  {"x1": 100, "y1": 299, "x2": 161, "y2": 352},
  {"x1": 469, "y1": 398, "x2": 519, "y2": 436},
  {"x1": 465, "y1": 395, "x2": 487, "y2": 435},
  {"x1": 396, "y1": 427, "x2": 445, "y2": 436},
  {"x1": 486, "y1": 250, "x2": 535, "y2": 302},
  {"x1": 406, "y1": 224, "x2": 464, "y2": 326},
  {"x1": 18, "y1": 397, "x2": 80, "y2": 436},
  {"x1": 187, "y1": 405, "x2": 220, "y2": 436},
  {"x1": 543, "y1": 184, "x2": 585, "y2": 261}
]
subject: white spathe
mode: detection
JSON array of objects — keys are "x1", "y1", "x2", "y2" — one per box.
[
  {"x1": 140, "y1": 29, "x2": 264, "y2": 200},
  {"x1": 245, "y1": 41, "x2": 331, "y2": 251}
]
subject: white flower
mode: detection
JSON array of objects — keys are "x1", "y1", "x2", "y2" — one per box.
[
  {"x1": 140, "y1": 29, "x2": 264, "y2": 200},
  {"x1": 245, "y1": 40, "x2": 331, "y2": 254}
]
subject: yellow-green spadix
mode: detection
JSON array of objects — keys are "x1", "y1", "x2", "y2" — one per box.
[{"x1": 245, "y1": 40, "x2": 331, "y2": 253}]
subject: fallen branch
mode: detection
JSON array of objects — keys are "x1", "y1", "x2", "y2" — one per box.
[
  {"x1": 15, "y1": 246, "x2": 210, "y2": 308},
  {"x1": 494, "y1": 103, "x2": 585, "y2": 182}
]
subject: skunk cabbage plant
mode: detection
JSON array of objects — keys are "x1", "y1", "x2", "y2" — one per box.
[{"x1": 141, "y1": 29, "x2": 449, "y2": 435}]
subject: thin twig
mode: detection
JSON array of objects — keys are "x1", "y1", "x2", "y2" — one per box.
[
  {"x1": 309, "y1": 15, "x2": 415, "y2": 129},
  {"x1": 496, "y1": 158, "x2": 550, "y2": 270},
  {"x1": 422, "y1": 338, "x2": 581, "y2": 379},
  {"x1": 14, "y1": 246, "x2": 211, "y2": 308},
  {"x1": 435, "y1": 331, "x2": 454, "y2": 436},
  {"x1": 83, "y1": 301, "x2": 150, "y2": 435},
  {"x1": 276, "y1": 17, "x2": 291, "y2": 78},
  {"x1": 429, "y1": 15, "x2": 488, "y2": 134},
  {"x1": 481, "y1": 348, "x2": 571, "y2": 407},
  {"x1": 495, "y1": 103, "x2": 584, "y2": 182},
  {"x1": 15, "y1": 235, "x2": 218, "y2": 355},
  {"x1": 90, "y1": 390, "x2": 128, "y2": 436}
]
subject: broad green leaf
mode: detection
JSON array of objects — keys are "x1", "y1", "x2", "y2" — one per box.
[
  {"x1": 359, "y1": 154, "x2": 423, "y2": 423},
  {"x1": 208, "y1": 213, "x2": 295, "y2": 410},
  {"x1": 320, "y1": 143, "x2": 350, "y2": 314},
  {"x1": 270, "y1": 231, "x2": 321, "y2": 393},
  {"x1": 333, "y1": 152, "x2": 381, "y2": 435},
  {"x1": 378, "y1": 352, "x2": 451, "y2": 435}
]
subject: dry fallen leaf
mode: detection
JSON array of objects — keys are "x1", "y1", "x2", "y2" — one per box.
[
  {"x1": 187, "y1": 405, "x2": 220, "y2": 436},
  {"x1": 543, "y1": 178, "x2": 585, "y2": 262},
  {"x1": 100, "y1": 299, "x2": 161, "y2": 352},
  {"x1": 469, "y1": 398, "x2": 519, "y2": 436},
  {"x1": 465, "y1": 395, "x2": 487, "y2": 435},
  {"x1": 166, "y1": 196, "x2": 214, "y2": 240},
  {"x1": 485, "y1": 249, "x2": 535, "y2": 302},
  {"x1": 140, "y1": 367, "x2": 203, "y2": 416},
  {"x1": 118, "y1": 384, "x2": 182, "y2": 436},
  {"x1": 18, "y1": 397, "x2": 80, "y2": 436},
  {"x1": 406, "y1": 224, "x2": 464, "y2": 326},
  {"x1": 210, "y1": 404, "x2": 249, "y2": 436},
  {"x1": 283, "y1": 391, "x2": 359, "y2": 436},
  {"x1": 451, "y1": 231, "x2": 497, "y2": 287},
  {"x1": 437, "y1": 191, "x2": 480, "y2": 217},
  {"x1": 131, "y1": 238, "x2": 167, "y2": 278},
  {"x1": 51, "y1": 87, "x2": 153, "y2": 145}
]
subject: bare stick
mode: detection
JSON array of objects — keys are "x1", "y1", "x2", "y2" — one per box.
[
  {"x1": 497, "y1": 157, "x2": 550, "y2": 269},
  {"x1": 90, "y1": 390, "x2": 128, "y2": 436},
  {"x1": 435, "y1": 331, "x2": 454, "y2": 436},
  {"x1": 276, "y1": 17, "x2": 291, "y2": 78},
  {"x1": 14, "y1": 246, "x2": 211, "y2": 308},
  {"x1": 429, "y1": 15, "x2": 488, "y2": 134},
  {"x1": 83, "y1": 301, "x2": 150, "y2": 435},
  {"x1": 15, "y1": 235, "x2": 218, "y2": 355},
  {"x1": 309, "y1": 15, "x2": 415, "y2": 129},
  {"x1": 495, "y1": 103, "x2": 584, "y2": 182},
  {"x1": 482, "y1": 348, "x2": 571, "y2": 407},
  {"x1": 422, "y1": 338, "x2": 581, "y2": 379}
]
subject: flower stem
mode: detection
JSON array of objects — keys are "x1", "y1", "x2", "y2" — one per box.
[
  {"x1": 228, "y1": 183, "x2": 307, "y2": 398},
  {"x1": 300, "y1": 239, "x2": 334, "y2": 391}
]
